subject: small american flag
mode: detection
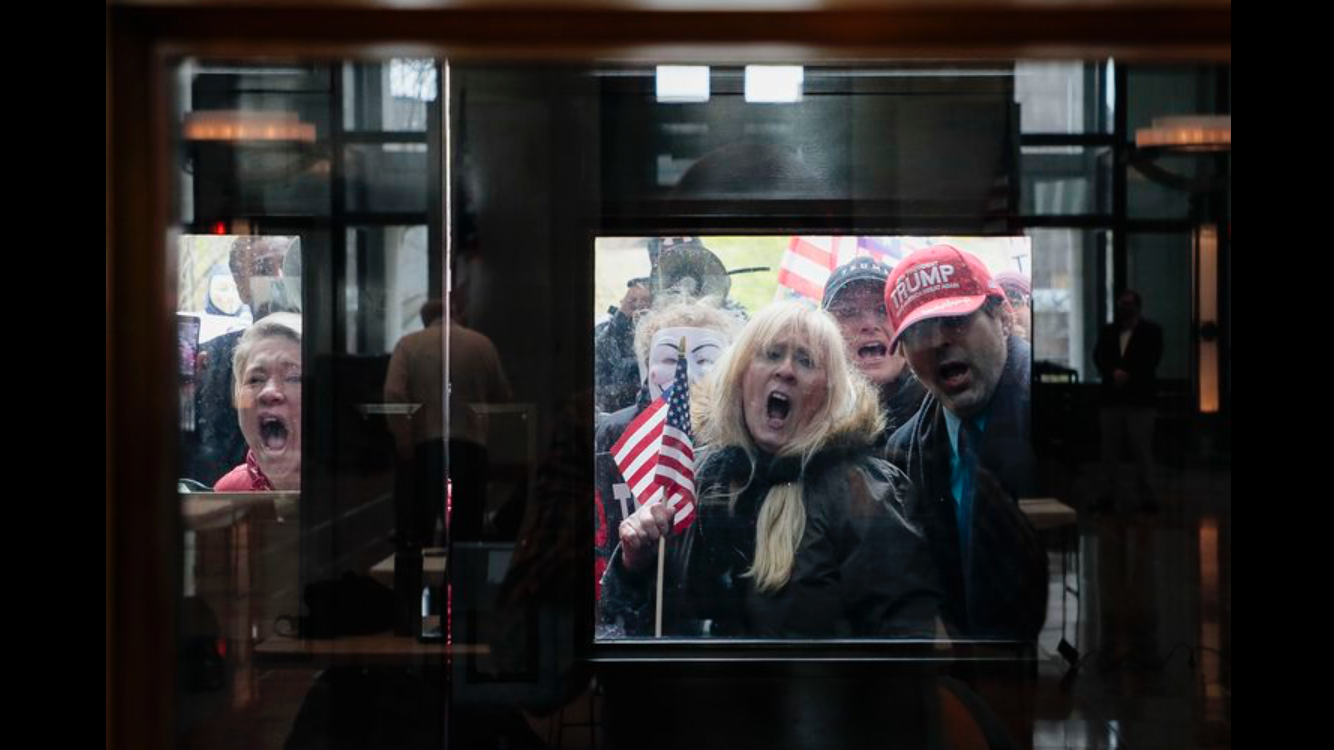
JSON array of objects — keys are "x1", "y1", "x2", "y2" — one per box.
[{"x1": 610, "y1": 350, "x2": 697, "y2": 530}]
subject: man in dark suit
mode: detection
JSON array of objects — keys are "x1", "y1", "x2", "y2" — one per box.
[
  {"x1": 1093, "y1": 290, "x2": 1164, "y2": 513},
  {"x1": 882, "y1": 245, "x2": 1048, "y2": 642}
]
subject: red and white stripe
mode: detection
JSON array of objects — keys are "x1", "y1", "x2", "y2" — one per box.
[
  {"x1": 612, "y1": 398, "x2": 668, "y2": 507},
  {"x1": 655, "y1": 423, "x2": 696, "y2": 526},
  {"x1": 777, "y1": 235, "x2": 839, "y2": 301}
]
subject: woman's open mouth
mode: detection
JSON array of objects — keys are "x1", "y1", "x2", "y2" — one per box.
[
  {"x1": 259, "y1": 415, "x2": 290, "y2": 452},
  {"x1": 766, "y1": 391, "x2": 792, "y2": 428}
]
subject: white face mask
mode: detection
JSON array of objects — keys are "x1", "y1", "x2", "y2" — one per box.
[{"x1": 643, "y1": 326, "x2": 730, "y2": 401}]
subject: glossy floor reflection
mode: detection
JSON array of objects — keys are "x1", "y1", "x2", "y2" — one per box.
[
  {"x1": 1031, "y1": 461, "x2": 1231, "y2": 750},
  {"x1": 179, "y1": 458, "x2": 1230, "y2": 750}
]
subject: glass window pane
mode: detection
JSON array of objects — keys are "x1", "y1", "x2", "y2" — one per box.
[
  {"x1": 1025, "y1": 228, "x2": 1108, "y2": 381},
  {"x1": 1015, "y1": 61, "x2": 1112, "y2": 134},
  {"x1": 344, "y1": 144, "x2": 430, "y2": 214},
  {"x1": 342, "y1": 59, "x2": 437, "y2": 132},
  {"x1": 1127, "y1": 232, "x2": 1194, "y2": 382},
  {"x1": 1022, "y1": 146, "x2": 1112, "y2": 215}
]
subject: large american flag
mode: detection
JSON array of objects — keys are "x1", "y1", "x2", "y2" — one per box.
[
  {"x1": 610, "y1": 351, "x2": 697, "y2": 530},
  {"x1": 776, "y1": 236, "x2": 913, "y2": 302},
  {"x1": 776, "y1": 235, "x2": 838, "y2": 301}
]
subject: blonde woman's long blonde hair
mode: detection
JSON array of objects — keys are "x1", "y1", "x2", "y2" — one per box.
[{"x1": 693, "y1": 301, "x2": 883, "y2": 594}]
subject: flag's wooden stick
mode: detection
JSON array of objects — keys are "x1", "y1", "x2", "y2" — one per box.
[
  {"x1": 655, "y1": 535, "x2": 666, "y2": 637},
  {"x1": 655, "y1": 337, "x2": 688, "y2": 639}
]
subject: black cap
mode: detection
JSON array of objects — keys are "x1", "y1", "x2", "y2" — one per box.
[{"x1": 821, "y1": 257, "x2": 893, "y2": 309}]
